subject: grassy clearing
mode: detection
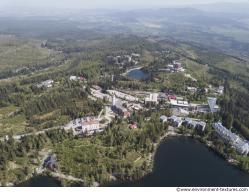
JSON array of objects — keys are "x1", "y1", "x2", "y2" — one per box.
[
  {"x1": 215, "y1": 58, "x2": 249, "y2": 77},
  {"x1": 32, "y1": 110, "x2": 60, "y2": 121},
  {"x1": 0, "y1": 106, "x2": 19, "y2": 118},
  {"x1": 0, "y1": 113, "x2": 27, "y2": 137},
  {"x1": 0, "y1": 36, "x2": 58, "y2": 71}
]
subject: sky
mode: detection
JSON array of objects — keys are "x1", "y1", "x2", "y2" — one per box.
[{"x1": 0, "y1": 0, "x2": 248, "y2": 10}]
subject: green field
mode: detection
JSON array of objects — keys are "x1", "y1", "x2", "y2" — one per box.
[{"x1": 0, "y1": 35, "x2": 60, "y2": 71}]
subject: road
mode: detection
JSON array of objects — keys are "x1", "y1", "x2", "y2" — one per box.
[
  {"x1": 0, "y1": 126, "x2": 61, "y2": 141},
  {"x1": 0, "y1": 106, "x2": 111, "y2": 142},
  {"x1": 51, "y1": 172, "x2": 84, "y2": 183}
]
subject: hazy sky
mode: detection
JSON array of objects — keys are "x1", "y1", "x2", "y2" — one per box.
[{"x1": 0, "y1": 0, "x2": 248, "y2": 9}]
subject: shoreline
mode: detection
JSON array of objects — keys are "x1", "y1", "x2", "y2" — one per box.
[
  {"x1": 148, "y1": 131, "x2": 242, "y2": 174},
  {"x1": 121, "y1": 66, "x2": 144, "y2": 76},
  {"x1": 14, "y1": 130, "x2": 247, "y2": 187}
]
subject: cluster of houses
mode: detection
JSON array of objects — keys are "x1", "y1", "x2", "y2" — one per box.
[
  {"x1": 166, "y1": 60, "x2": 185, "y2": 73},
  {"x1": 106, "y1": 53, "x2": 140, "y2": 67},
  {"x1": 208, "y1": 85, "x2": 224, "y2": 95},
  {"x1": 36, "y1": 79, "x2": 54, "y2": 88},
  {"x1": 186, "y1": 85, "x2": 224, "y2": 95},
  {"x1": 90, "y1": 86, "x2": 143, "y2": 118},
  {"x1": 64, "y1": 116, "x2": 103, "y2": 136},
  {"x1": 90, "y1": 84, "x2": 220, "y2": 123},
  {"x1": 160, "y1": 115, "x2": 206, "y2": 131},
  {"x1": 69, "y1": 75, "x2": 86, "y2": 82},
  {"x1": 168, "y1": 96, "x2": 219, "y2": 114},
  {"x1": 213, "y1": 122, "x2": 249, "y2": 155}
]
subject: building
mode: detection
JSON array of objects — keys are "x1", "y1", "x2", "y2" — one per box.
[
  {"x1": 129, "y1": 123, "x2": 138, "y2": 129},
  {"x1": 107, "y1": 90, "x2": 139, "y2": 102},
  {"x1": 213, "y1": 122, "x2": 249, "y2": 155},
  {"x1": 66, "y1": 117, "x2": 101, "y2": 135},
  {"x1": 70, "y1": 76, "x2": 78, "y2": 81},
  {"x1": 187, "y1": 87, "x2": 197, "y2": 93},
  {"x1": 127, "y1": 103, "x2": 143, "y2": 111},
  {"x1": 166, "y1": 60, "x2": 185, "y2": 73},
  {"x1": 91, "y1": 88, "x2": 112, "y2": 102},
  {"x1": 112, "y1": 95, "x2": 130, "y2": 118},
  {"x1": 183, "y1": 118, "x2": 206, "y2": 132},
  {"x1": 158, "y1": 92, "x2": 167, "y2": 101},
  {"x1": 70, "y1": 75, "x2": 85, "y2": 81},
  {"x1": 169, "y1": 99, "x2": 189, "y2": 109},
  {"x1": 107, "y1": 53, "x2": 140, "y2": 67},
  {"x1": 168, "y1": 115, "x2": 183, "y2": 127},
  {"x1": 37, "y1": 79, "x2": 54, "y2": 88},
  {"x1": 207, "y1": 97, "x2": 219, "y2": 113},
  {"x1": 131, "y1": 53, "x2": 141, "y2": 58},
  {"x1": 160, "y1": 115, "x2": 168, "y2": 123},
  {"x1": 178, "y1": 108, "x2": 190, "y2": 116},
  {"x1": 145, "y1": 93, "x2": 158, "y2": 104},
  {"x1": 43, "y1": 155, "x2": 57, "y2": 171},
  {"x1": 217, "y1": 86, "x2": 224, "y2": 95},
  {"x1": 168, "y1": 95, "x2": 177, "y2": 100}
]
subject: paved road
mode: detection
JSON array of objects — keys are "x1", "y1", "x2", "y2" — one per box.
[{"x1": 0, "y1": 126, "x2": 61, "y2": 141}]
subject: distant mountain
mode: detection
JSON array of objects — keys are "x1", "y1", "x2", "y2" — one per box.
[
  {"x1": 191, "y1": 2, "x2": 249, "y2": 16},
  {"x1": 110, "y1": 7, "x2": 247, "y2": 29}
]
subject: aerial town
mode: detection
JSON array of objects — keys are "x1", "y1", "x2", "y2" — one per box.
[
  {"x1": 1, "y1": 4, "x2": 249, "y2": 186},
  {"x1": 31, "y1": 54, "x2": 248, "y2": 161}
]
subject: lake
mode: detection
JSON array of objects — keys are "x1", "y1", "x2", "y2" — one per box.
[
  {"x1": 20, "y1": 137, "x2": 249, "y2": 187},
  {"x1": 112, "y1": 137, "x2": 249, "y2": 187},
  {"x1": 19, "y1": 176, "x2": 61, "y2": 187},
  {"x1": 127, "y1": 69, "x2": 150, "y2": 80}
]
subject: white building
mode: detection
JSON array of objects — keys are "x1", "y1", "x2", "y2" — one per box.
[
  {"x1": 131, "y1": 53, "x2": 141, "y2": 58},
  {"x1": 217, "y1": 86, "x2": 224, "y2": 95},
  {"x1": 37, "y1": 79, "x2": 54, "y2": 88},
  {"x1": 111, "y1": 95, "x2": 130, "y2": 118},
  {"x1": 65, "y1": 117, "x2": 101, "y2": 135},
  {"x1": 187, "y1": 87, "x2": 197, "y2": 93},
  {"x1": 145, "y1": 93, "x2": 158, "y2": 104},
  {"x1": 179, "y1": 108, "x2": 190, "y2": 116},
  {"x1": 207, "y1": 97, "x2": 219, "y2": 113},
  {"x1": 160, "y1": 115, "x2": 168, "y2": 123},
  {"x1": 107, "y1": 90, "x2": 139, "y2": 102},
  {"x1": 169, "y1": 99, "x2": 189, "y2": 108},
  {"x1": 70, "y1": 76, "x2": 78, "y2": 81},
  {"x1": 70, "y1": 75, "x2": 85, "y2": 81},
  {"x1": 91, "y1": 88, "x2": 112, "y2": 102},
  {"x1": 213, "y1": 122, "x2": 249, "y2": 155}
]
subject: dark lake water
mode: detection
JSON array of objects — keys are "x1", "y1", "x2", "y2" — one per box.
[
  {"x1": 112, "y1": 137, "x2": 249, "y2": 187},
  {"x1": 127, "y1": 69, "x2": 150, "y2": 80},
  {"x1": 20, "y1": 137, "x2": 249, "y2": 187},
  {"x1": 19, "y1": 176, "x2": 61, "y2": 187}
]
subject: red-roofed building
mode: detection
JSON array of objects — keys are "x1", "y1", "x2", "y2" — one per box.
[{"x1": 129, "y1": 123, "x2": 138, "y2": 129}]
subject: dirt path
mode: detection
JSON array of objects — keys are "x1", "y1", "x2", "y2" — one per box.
[{"x1": 51, "y1": 172, "x2": 84, "y2": 183}]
